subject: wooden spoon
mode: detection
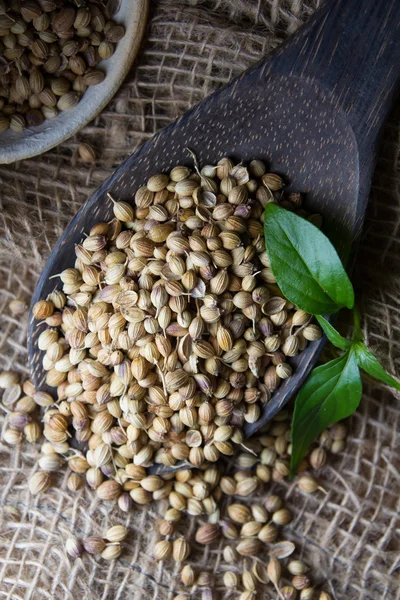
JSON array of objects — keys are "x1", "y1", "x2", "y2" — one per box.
[{"x1": 28, "y1": 0, "x2": 400, "y2": 450}]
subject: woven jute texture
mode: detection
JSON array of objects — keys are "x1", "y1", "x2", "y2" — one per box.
[{"x1": 0, "y1": 1, "x2": 399, "y2": 599}]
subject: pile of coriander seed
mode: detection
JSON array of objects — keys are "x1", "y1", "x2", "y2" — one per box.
[
  {"x1": 1, "y1": 367, "x2": 343, "y2": 600},
  {"x1": 3, "y1": 155, "x2": 344, "y2": 599},
  {"x1": 32, "y1": 156, "x2": 323, "y2": 474},
  {"x1": 0, "y1": 0, "x2": 125, "y2": 133}
]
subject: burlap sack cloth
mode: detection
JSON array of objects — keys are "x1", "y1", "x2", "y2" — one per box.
[{"x1": 0, "y1": 1, "x2": 399, "y2": 598}]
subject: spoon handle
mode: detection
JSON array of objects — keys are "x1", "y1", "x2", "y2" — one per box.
[{"x1": 262, "y1": 0, "x2": 400, "y2": 168}]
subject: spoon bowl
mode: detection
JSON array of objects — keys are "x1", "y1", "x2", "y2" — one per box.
[{"x1": 28, "y1": 0, "x2": 400, "y2": 451}]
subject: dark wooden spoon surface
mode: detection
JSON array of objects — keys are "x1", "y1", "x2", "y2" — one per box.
[{"x1": 29, "y1": 0, "x2": 400, "y2": 449}]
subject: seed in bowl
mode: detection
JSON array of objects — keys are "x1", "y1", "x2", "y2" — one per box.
[{"x1": 0, "y1": 1, "x2": 125, "y2": 133}]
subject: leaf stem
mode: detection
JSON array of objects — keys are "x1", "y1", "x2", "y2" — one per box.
[{"x1": 352, "y1": 306, "x2": 364, "y2": 342}]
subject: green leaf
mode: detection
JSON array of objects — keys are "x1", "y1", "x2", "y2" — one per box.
[
  {"x1": 315, "y1": 315, "x2": 351, "y2": 351},
  {"x1": 354, "y1": 342, "x2": 400, "y2": 391},
  {"x1": 290, "y1": 348, "x2": 362, "y2": 475},
  {"x1": 264, "y1": 204, "x2": 354, "y2": 315}
]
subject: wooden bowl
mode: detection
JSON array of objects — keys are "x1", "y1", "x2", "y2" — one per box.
[{"x1": 0, "y1": 0, "x2": 149, "y2": 165}]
